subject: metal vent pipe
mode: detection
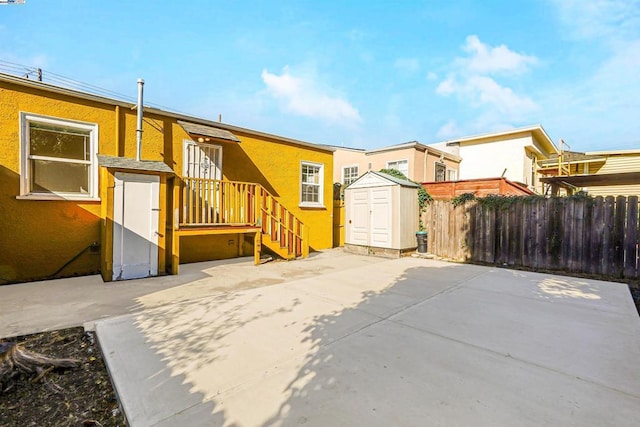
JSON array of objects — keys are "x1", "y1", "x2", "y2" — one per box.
[{"x1": 136, "y1": 78, "x2": 144, "y2": 161}]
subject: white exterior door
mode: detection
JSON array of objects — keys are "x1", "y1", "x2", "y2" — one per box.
[
  {"x1": 184, "y1": 141, "x2": 222, "y2": 179},
  {"x1": 349, "y1": 188, "x2": 370, "y2": 245},
  {"x1": 370, "y1": 187, "x2": 391, "y2": 247},
  {"x1": 113, "y1": 172, "x2": 159, "y2": 280}
]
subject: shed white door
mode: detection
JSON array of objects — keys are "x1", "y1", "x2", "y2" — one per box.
[
  {"x1": 349, "y1": 188, "x2": 370, "y2": 245},
  {"x1": 113, "y1": 172, "x2": 159, "y2": 280},
  {"x1": 348, "y1": 187, "x2": 392, "y2": 248},
  {"x1": 370, "y1": 187, "x2": 391, "y2": 247}
]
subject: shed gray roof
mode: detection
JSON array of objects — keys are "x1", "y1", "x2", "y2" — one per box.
[
  {"x1": 98, "y1": 155, "x2": 174, "y2": 174},
  {"x1": 373, "y1": 171, "x2": 421, "y2": 188},
  {"x1": 346, "y1": 171, "x2": 420, "y2": 189},
  {"x1": 178, "y1": 120, "x2": 241, "y2": 142}
]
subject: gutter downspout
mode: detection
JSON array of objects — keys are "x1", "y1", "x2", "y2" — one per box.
[
  {"x1": 423, "y1": 148, "x2": 428, "y2": 182},
  {"x1": 136, "y1": 78, "x2": 144, "y2": 161}
]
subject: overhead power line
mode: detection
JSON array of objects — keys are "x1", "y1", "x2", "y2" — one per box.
[{"x1": 0, "y1": 60, "x2": 192, "y2": 115}]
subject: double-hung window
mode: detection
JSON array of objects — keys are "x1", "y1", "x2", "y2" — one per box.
[
  {"x1": 300, "y1": 161, "x2": 324, "y2": 207},
  {"x1": 342, "y1": 165, "x2": 359, "y2": 186},
  {"x1": 435, "y1": 162, "x2": 447, "y2": 182},
  {"x1": 386, "y1": 160, "x2": 409, "y2": 178},
  {"x1": 20, "y1": 113, "x2": 98, "y2": 199}
]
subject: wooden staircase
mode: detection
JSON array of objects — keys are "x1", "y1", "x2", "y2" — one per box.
[{"x1": 178, "y1": 178, "x2": 308, "y2": 261}]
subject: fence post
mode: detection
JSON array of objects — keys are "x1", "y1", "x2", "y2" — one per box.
[{"x1": 624, "y1": 196, "x2": 638, "y2": 279}]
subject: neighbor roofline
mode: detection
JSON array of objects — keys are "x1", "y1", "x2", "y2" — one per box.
[
  {"x1": 365, "y1": 141, "x2": 461, "y2": 161},
  {"x1": 585, "y1": 149, "x2": 640, "y2": 156},
  {"x1": 443, "y1": 125, "x2": 558, "y2": 154},
  {"x1": 0, "y1": 72, "x2": 335, "y2": 153}
]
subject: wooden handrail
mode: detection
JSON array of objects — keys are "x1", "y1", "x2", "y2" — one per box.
[
  {"x1": 181, "y1": 178, "x2": 257, "y2": 226},
  {"x1": 179, "y1": 177, "x2": 307, "y2": 259},
  {"x1": 258, "y1": 186, "x2": 306, "y2": 258}
]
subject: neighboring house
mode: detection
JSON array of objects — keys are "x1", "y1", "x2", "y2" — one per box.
[
  {"x1": 333, "y1": 141, "x2": 461, "y2": 186},
  {"x1": 429, "y1": 125, "x2": 558, "y2": 193},
  {"x1": 422, "y1": 177, "x2": 534, "y2": 200},
  {"x1": 0, "y1": 72, "x2": 334, "y2": 283},
  {"x1": 538, "y1": 149, "x2": 640, "y2": 197}
]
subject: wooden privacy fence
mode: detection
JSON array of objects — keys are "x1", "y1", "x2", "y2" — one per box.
[{"x1": 424, "y1": 196, "x2": 640, "y2": 280}]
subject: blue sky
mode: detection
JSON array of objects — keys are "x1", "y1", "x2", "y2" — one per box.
[{"x1": 1, "y1": 0, "x2": 639, "y2": 152}]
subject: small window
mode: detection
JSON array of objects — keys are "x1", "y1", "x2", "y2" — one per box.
[
  {"x1": 386, "y1": 160, "x2": 409, "y2": 178},
  {"x1": 342, "y1": 165, "x2": 359, "y2": 185},
  {"x1": 435, "y1": 163, "x2": 447, "y2": 182},
  {"x1": 300, "y1": 161, "x2": 324, "y2": 207},
  {"x1": 20, "y1": 113, "x2": 98, "y2": 199},
  {"x1": 448, "y1": 169, "x2": 457, "y2": 181}
]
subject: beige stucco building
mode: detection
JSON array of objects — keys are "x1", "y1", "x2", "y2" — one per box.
[{"x1": 333, "y1": 142, "x2": 461, "y2": 185}]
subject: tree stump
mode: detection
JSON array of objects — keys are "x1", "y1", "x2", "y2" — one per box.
[{"x1": 0, "y1": 341, "x2": 79, "y2": 389}]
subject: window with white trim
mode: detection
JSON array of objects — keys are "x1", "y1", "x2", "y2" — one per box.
[
  {"x1": 435, "y1": 162, "x2": 446, "y2": 182},
  {"x1": 20, "y1": 113, "x2": 98, "y2": 199},
  {"x1": 300, "y1": 161, "x2": 324, "y2": 207},
  {"x1": 386, "y1": 160, "x2": 409, "y2": 178},
  {"x1": 342, "y1": 165, "x2": 359, "y2": 185},
  {"x1": 448, "y1": 169, "x2": 458, "y2": 181}
]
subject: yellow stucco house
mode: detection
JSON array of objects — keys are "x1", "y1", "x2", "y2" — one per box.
[{"x1": 0, "y1": 72, "x2": 335, "y2": 283}]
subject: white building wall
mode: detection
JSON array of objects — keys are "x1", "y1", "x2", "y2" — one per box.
[{"x1": 458, "y1": 136, "x2": 530, "y2": 184}]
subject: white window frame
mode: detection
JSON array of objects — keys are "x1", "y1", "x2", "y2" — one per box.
[
  {"x1": 341, "y1": 164, "x2": 359, "y2": 186},
  {"x1": 182, "y1": 139, "x2": 223, "y2": 179},
  {"x1": 447, "y1": 169, "x2": 458, "y2": 181},
  {"x1": 435, "y1": 162, "x2": 447, "y2": 182},
  {"x1": 300, "y1": 161, "x2": 325, "y2": 208},
  {"x1": 19, "y1": 112, "x2": 99, "y2": 201},
  {"x1": 386, "y1": 159, "x2": 409, "y2": 178}
]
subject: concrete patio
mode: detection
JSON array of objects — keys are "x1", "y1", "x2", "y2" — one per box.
[{"x1": 85, "y1": 253, "x2": 640, "y2": 426}]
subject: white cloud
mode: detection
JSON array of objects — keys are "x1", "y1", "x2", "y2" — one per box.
[
  {"x1": 549, "y1": 0, "x2": 640, "y2": 41},
  {"x1": 393, "y1": 58, "x2": 420, "y2": 74},
  {"x1": 436, "y1": 72, "x2": 537, "y2": 116},
  {"x1": 261, "y1": 67, "x2": 362, "y2": 126},
  {"x1": 461, "y1": 35, "x2": 538, "y2": 75},
  {"x1": 435, "y1": 35, "x2": 538, "y2": 128},
  {"x1": 436, "y1": 119, "x2": 461, "y2": 139},
  {"x1": 466, "y1": 76, "x2": 537, "y2": 113}
]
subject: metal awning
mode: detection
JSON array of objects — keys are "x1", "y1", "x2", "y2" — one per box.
[
  {"x1": 178, "y1": 120, "x2": 241, "y2": 143},
  {"x1": 98, "y1": 155, "x2": 174, "y2": 174}
]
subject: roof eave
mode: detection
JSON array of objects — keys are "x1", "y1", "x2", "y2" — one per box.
[{"x1": 0, "y1": 72, "x2": 335, "y2": 153}]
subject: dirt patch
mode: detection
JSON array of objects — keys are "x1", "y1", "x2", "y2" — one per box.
[{"x1": 0, "y1": 327, "x2": 126, "y2": 426}]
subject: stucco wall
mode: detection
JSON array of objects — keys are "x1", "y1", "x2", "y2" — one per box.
[
  {"x1": 1, "y1": 83, "x2": 115, "y2": 281},
  {"x1": 222, "y1": 131, "x2": 334, "y2": 251},
  {"x1": 333, "y1": 149, "x2": 366, "y2": 183},
  {"x1": 335, "y1": 146, "x2": 460, "y2": 185},
  {"x1": 458, "y1": 136, "x2": 530, "y2": 183},
  {"x1": 0, "y1": 79, "x2": 334, "y2": 282}
]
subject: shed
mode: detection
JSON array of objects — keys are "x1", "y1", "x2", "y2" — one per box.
[{"x1": 344, "y1": 171, "x2": 420, "y2": 258}]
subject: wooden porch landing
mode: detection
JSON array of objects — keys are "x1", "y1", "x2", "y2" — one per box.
[{"x1": 172, "y1": 224, "x2": 263, "y2": 275}]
